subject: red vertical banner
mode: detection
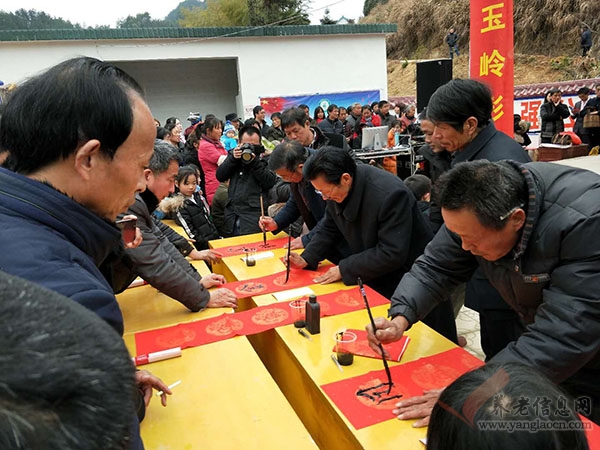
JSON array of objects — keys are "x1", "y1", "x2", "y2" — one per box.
[{"x1": 470, "y1": 0, "x2": 514, "y2": 135}]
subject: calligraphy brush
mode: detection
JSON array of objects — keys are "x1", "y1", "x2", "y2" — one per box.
[
  {"x1": 259, "y1": 194, "x2": 267, "y2": 247},
  {"x1": 284, "y1": 225, "x2": 292, "y2": 283},
  {"x1": 358, "y1": 277, "x2": 393, "y2": 394}
]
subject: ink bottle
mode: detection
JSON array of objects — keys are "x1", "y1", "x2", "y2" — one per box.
[{"x1": 305, "y1": 294, "x2": 320, "y2": 334}]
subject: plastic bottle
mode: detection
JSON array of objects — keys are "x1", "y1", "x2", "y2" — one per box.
[
  {"x1": 394, "y1": 131, "x2": 400, "y2": 147},
  {"x1": 305, "y1": 294, "x2": 320, "y2": 334}
]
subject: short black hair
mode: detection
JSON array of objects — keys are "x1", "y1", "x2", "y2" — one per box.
[
  {"x1": 427, "y1": 79, "x2": 492, "y2": 131},
  {"x1": 252, "y1": 105, "x2": 264, "y2": 117},
  {"x1": 327, "y1": 104, "x2": 339, "y2": 114},
  {"x1": 577, "y1": 87, "x2": 591, "y2": 95},
  {"x1": 0, "y1": 270, "x2": 135, "y2": 449},
  {"x1": 281, "y1": 107, "x2": 309, "y2": 129},
  {"x1": 303, "y1": 146, "x2": 357, "y2": 184},
  {"x1": 427, "y1": 363, "x2": 589, "y2": 450},
  {"x1": 0, "y1": 56, "x2": 144, "y2": 174},
  {"x1": 378, "y1": 100, "x2": 389, "y2": 109},
  {"x1": 268, "y1": 140, "x2": 309, "y2": 172},
  {"x1": 404, "y1": 174, "x2": 431, "y2": 200},
  {"x1": 435, "y1": 160, "x2": 527, "y2": 230},
  {"x1": 239, "y1": 124, "x2": 261, "y2": 142}
]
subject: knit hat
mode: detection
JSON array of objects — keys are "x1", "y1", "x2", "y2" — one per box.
[{"x1": 223, "y1": 123, "x2": 236, "y2": 135}]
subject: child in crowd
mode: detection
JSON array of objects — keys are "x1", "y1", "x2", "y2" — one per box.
[
  {"x1": 221, "y1": 123, "x2": 238, "y2": 151},
  {"x1": 404, "y1": 174, "x2": 432, "y2": 220},
  {"x1": 159, "y1": 165, "x2": 221, "y2": 250}
]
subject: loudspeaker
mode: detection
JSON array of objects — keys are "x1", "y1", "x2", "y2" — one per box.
[{"x1": 416, "y1": 59, "x2": 453, "y2": 112}]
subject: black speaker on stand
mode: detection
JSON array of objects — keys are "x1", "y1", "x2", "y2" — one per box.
[{"x1": 416, "y1": 59, "x2": 453, "y2": 112}]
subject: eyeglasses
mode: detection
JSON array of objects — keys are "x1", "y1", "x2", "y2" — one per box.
[
  {"x1": 499, "y1": 204, "x2": 524, "y2": 221},
  {"x1": 315, "y1": 184, "x2": 337, "y2": 199}
]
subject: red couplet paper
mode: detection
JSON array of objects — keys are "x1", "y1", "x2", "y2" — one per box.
[
  {"x1": 135, "y1": 284, "x2": 390, "y2": 355},
  {"x1": 321, "y1": 347, "x2": 484, "y2": 430},
  {"x1": 332, "y1": 329, "x2": 410, "y2": 363},
  {"x1": 223, "y1": 266, "x2": 330, "y2": 299},
  {"x1": 214, "y1": 236, "x2": 290, "y2": 258},
  {"x1": 583, "y1": 416, "x2": 600, "y2": 449}
]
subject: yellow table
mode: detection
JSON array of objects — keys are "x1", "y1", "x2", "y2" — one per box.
[
  {"x1": 250, "y1": 304, "x2": 456, "y2": 450},
  {"x1": 212, "y1": 234, "x2": 460, "y2": 449},
  {"x1": 117, "y1": 260, "x2": 230, "y2": 334},
  {"x1": 123, "y1": 334, "x2": 317, "y2": 450},
  {"x1": 209, "y1": 232, "x2": 289, "y2": 282}
]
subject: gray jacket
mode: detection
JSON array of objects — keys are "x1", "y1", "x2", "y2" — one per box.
[
  {"x1": 108, "y1": 191, "x2": 210, "y2": 311},
  {"x1": 389, "y1": 161, "x2": 600, "y2": 403}
]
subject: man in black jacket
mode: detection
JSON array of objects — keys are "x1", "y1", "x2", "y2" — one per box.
[
  {"x1": 289, "y1": 147, "x2": 458, "y2": 342},
  {"x1": 427, "y1": 78, "x2": 531, "y2": 360},
  {"x1": 368, "y1": 160, "x2": 600, "y2": 425},
  {"x1": 216, "y1": 125, "x2": 278, "y2": 236},
  {"x1": 281, "y1": 106, "x2": 330, "y2": 149},
  {"x1": 317, "y1": 104, "x2": 344, "y2": 135}
]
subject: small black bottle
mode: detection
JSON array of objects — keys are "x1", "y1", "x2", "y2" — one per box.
[{"x1": 305, "y1": 294, "x2": 320, "y2": 335}]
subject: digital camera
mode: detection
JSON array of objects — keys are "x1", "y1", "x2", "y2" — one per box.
[{"x1": 240, "y1": 143, "x2": 265, "y2": 163}]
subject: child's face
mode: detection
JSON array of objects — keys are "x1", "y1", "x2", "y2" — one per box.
[
  {"x1": 226, "y1": 130, "x2": 236, "y2": 138},
  {"x1": 178, "y1": 174, "x2": 197, "y2": 197}
]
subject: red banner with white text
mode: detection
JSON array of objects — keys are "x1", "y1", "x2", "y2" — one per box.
[{"x1": 470, "y1": 0, "x2": 514, "y2": 135}]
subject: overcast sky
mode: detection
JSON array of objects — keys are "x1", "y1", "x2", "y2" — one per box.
[{"x1": 0, "y1": 0, "x2": 364, "y2": 28}]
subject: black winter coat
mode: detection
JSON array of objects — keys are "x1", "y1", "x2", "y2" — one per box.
[
  {"x1": 173, "y1": 193, "x2": 220, "y2": 250},
  {"x1": 215, "y1": 152, "x2": 278, "y2": 236},
  {"x1": 301, "y1": 164, "x2": 432, "y2": 298},
  {"x1": 390, "y1": 161, "x2": 600, "y2": 415}
]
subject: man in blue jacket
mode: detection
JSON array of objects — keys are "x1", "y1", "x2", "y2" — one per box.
[{"x1": 0, "y1": 56, "x2": 169, "y2": 449}]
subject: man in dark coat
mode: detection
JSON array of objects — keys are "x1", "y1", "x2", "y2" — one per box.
[
  {"x1": 540, "y1": 88, "x2": 570, "y2": 143},
  {"x1": 317, "y1": 104, "x2": 344, "y2": 135},
  {"x1": 281, "y1": 106, "x2": 330, "y2": 150},
  {"x1": 426, "y1": 78, "x2": 531, "y2": 360},
  {"x1": 581, "y1": 25, "x2": 592, "y2": 57},
  {"x1": 0, "y1": 56, "x2": 169, "y2": 450},
  {"x1": 259, "y1": 141, "x2": 351, "y2": 262},
  {"x1": 368, "y1": 160, "x2": 600, "y2": 425},
  {"x1": 216, "y1": 125, "x2": 278, "y2": 236},
  {"x1": 445, "y1": 27, "x2": 460, "y2": 59},
  {"x1": 571, "y1": 86, "x2": 592, "y2": 145},
  {"x1": 289, "y1": 147, "x2": 458, "y2": 343}
]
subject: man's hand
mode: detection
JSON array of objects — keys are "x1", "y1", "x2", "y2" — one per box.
[
  {"x1": 288, "y1": 252, "x2": 308, "y2": 269},
  {"x1": 392, "y1": 389, "x2": 444, "y2": 427},
  {"x1": 200, "y1": 273, "x2": 226, "y2": 288},
  {"x1": 207, "y1": 288, "x2": 238, "y2": 308},
  {"x1": 189, "y1": 249, "x2": 223, "y2": 263},
  {"x1": 125, "y1": 227, "x2": 143, "y2": 249},
  {"x1": 288, "y1": 236, "x2": 304, "y2": 250},
  {"x1": 259, "y1": 216, "x2": 278, "y2": 232},
  {"x1": 365, "y1": 315, "x2": 409, "y2": 357},
  {"x1": 232, "y1": 147, "x2": 243, "y2": 159},
  {"x1": 135, "y1": 369, "x2": 171, "y2": 407},
  {"x1": 313, "y1": 266, "x2": 341, "y2": 284}
]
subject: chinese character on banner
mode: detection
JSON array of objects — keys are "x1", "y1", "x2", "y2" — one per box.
[
  {"x1": 480, "y1": 50, "x2": 506, "y2": 77},
  {"x1": 471, "y1": 0, "x2": 514, "y2": 135}
]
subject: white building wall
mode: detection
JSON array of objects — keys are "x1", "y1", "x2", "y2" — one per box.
[{"x1": 0, "y1": 32, "x2": 388, "y2": 122}]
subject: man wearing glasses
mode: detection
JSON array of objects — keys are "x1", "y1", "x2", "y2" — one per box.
[
  {"x1": 288, "y1": 147, "x2": 457, "y2": 342},
  {"x1": 368, "y1": 159, "x2": 600, "y2": 425}
]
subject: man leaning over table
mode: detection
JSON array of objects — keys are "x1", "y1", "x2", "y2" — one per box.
[
  {"x1": 0, "y1": 56, "x2": 172, "y2": 449},
  {"x1": 288, "y1": 147, "x2": 458, "y2": 343},
  {"x1": 102, "y1": 139, "x2": 237, "y2": 311},
  {"x1": 367, "y1": 160, "x2": 600, "y2": 425}
]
